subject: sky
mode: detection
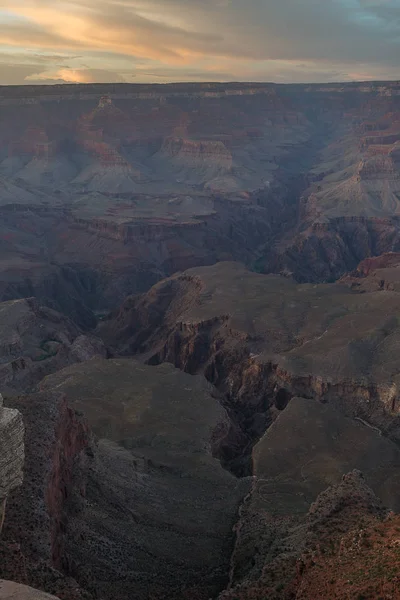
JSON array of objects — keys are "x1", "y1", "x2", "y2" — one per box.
[{"x1": 0, "y1": 0, "x2": 400, "y2": 85}]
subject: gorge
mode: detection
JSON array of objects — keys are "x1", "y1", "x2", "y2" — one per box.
[{"x1": 1, "y1": 82, "x2": 400, "y2": 599}]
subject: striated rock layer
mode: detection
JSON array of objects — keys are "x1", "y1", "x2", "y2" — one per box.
[
  {"x1": 0, "y1": 391, "x2": 92, "y2": 600},
  {"x1": 220, "y1": 398, "x2": 400, "y2": 598},
  {"x1": 6, "y1": 81, "x2": 400, "y2": 304},
  {"x1": 98, "y1": 258, "x2": 400, "y2": 597},
  {"x1": 0, "y1": 395, "x2": 24, "y2": 534}
]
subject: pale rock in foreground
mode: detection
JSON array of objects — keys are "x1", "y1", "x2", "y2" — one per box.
[
  {"x1": 0, "y1": 581, "x2": 60, "y2": 600},
  {"x1": 0, "y1": 393, "x2": 24, "y2": 533}
]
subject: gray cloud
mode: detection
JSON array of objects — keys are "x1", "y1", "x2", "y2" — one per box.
[{"x1": 0, "y1": 63, "x2": 50, "y2": 84}]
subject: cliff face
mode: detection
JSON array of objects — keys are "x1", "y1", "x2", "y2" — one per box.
[
  {"x1": 219, "y1": 398, "x2": 400, "y2": 597},
  {"x1": 96, "y1": 258, "x2": 400, "y2": 596},
  {"x1": 156, "y1": 137, "x2": 233, "y2": 184},
  {"x1": 0, "y1": 391, "x2": 90, "y2": 600},
  {"x1": 262, "y1": 215, "x2": 400, "y2": 283},
  {"x1": 0, "y1": 359, "x2": 249, "y2": 600},
  {"x1": 38, "y1": 359, "x2": 249, "y2": 600},
  {"x1": 0, "y1": 395, "x2": 24, "y2": 535}
]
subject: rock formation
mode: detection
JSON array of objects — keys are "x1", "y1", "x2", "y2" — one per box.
[
  {"x1": 0, "y1": 298, "x2": 106, "y2": 393},
  {"x1": 0, "y1": 390, "x2": 91, "y2": 600},
  {"x1": 0, "y1": 394, "x2": 23, "y2": 534},
  {"x1": 99, "y1": 260, "x2": 400, "y2": 474},
  {"x1": 219, "y1": 470, "x2": 400, "y2": 599},
  {"x1": 4, "y1": 82, "x2": 400, "y2": 599},
  {"x1": 6, "y1": 80, "x2": 400, "y2": 306},
  {"x1": 1, "y1": 360, "x2": 248, "y2": 600},
  {"x1": 0, "y1": 581, "x2": 60, "y2": 600}
]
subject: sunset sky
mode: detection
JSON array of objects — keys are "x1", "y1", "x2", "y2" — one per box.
[{"x1": 0, "y1": 0, "x2": 400, "y2": 85}]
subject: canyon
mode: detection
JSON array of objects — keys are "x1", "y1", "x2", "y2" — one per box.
[
  {"x1": 2, "y1": 82, "x2": 400, "y2": 599},
  {"x1": 3, "y1": 81, "x2": 400, "y2": 318}
]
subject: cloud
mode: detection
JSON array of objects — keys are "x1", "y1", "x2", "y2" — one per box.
[
  {"x1": 26, "y1": 67, "x2": 126, "y2": 84},
  {"x1": 0, "y1": 0, "x2": 400, "y2": 83},
  {"x1": 0, "y1": 63, "x2": 50, "y2": 84}
]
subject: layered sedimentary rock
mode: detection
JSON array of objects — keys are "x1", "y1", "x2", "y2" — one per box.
[
  {"x1": 5, "y1": 80, "x2": 400, "y2": 304},
  {"x1": 340, "y1": 251, "x2": 400, "y2": 291},
  {"x1": 260, "y1": 106, "x2": 400, "y2": 281},
  {"x1": 97, "y1": 258, "x2": 400, "y2": 596},
  {"x1": 0, "y1": 391, "x2": 90, "y2": 600},
  {"x1": 5, "y1": 81, "x2": 400, "y2": 308},
  {"x1": 4, "y1": 81, "x2": 400, "y2": 600},
  {"x1": 0, "y1": 184, "x2": 294, "y2": 318},
  {"x1": 156, "y1": 137, "x2": 233, "y2": 185},
  {"x1": 0, "y1": 395, "x2": 24, "y2": 534}
]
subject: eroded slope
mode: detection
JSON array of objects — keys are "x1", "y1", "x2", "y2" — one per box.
[
  {"x1": 99, "y1": 261, "x2": 400, "y2": 462},
  {"x1": 2, "y1": 360, "x2": 249, "y2": 600}
]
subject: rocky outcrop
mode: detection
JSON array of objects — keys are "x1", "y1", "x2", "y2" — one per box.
[
  {"x1": 340, "y1": 251, "x2": 400, "y2": 292},
  {"x1": 99, "y1": 261, "x2": 400, "y2": 473},
  {"x1": 0, "y1": 391, "x2": 91, "y2": 600},
  {"x1": 0, "y1": 394, "x2": 24, "y2": 535},
  {"x1": 263, "y1": 216, "x2": 400, "y2": 283},
  {"x1": 0, "y1": 298, "x2": 106, "y2": 393},
  {"x1": 5, "y1": 81, "x2": 400, "y2": 600},
  {"x1": 37, "y1": 359, "x2": 249, "y2": 600},
  {"x1": 159, "y1": 137, "x2": 233, "y2": 173},
  {"x1": 0, "y1": 359, "x2": 249, "y2": 600},
  {"x1": 8, "y1": 80, "x2": 400, "y2": 308},
  {"x1": 219, "y1": 470, "x2": 400, "y2": 600},
  {"x1": 0, "y1": 581, "x2": 60, "y2": 600},
  {"x1": 220, "y1": 398, "x2": 400, "y2": 597}
]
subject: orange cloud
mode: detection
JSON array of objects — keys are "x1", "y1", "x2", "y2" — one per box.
[
  {"x1": 4, "y1": 1, "x2": 223, "y2": 64},
  {"x1": 25, "y1": 67, "x2": 126, "y2": 83}
]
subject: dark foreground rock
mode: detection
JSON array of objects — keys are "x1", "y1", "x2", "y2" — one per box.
[
  {"x1": 219, "y1": 470, "x2": 400, "y2": 600},
  {"x1": 2, "y1": 360, "x2": 249, "y2": 600}
]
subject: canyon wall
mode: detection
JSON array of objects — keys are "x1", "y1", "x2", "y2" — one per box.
[
  {"x1": 3, "y1": 80, "x2": 400, "y2": 312},
  {"x1": 0, "y1": 391, "x2": 90, "y2": 600},
  {"x1": 0, "y1": 395, "x2": 24, "y2": 535}
]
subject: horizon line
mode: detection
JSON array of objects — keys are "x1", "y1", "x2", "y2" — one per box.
[{"x1": 1, "y1": 79, "x2": 400, "y2": 89}]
